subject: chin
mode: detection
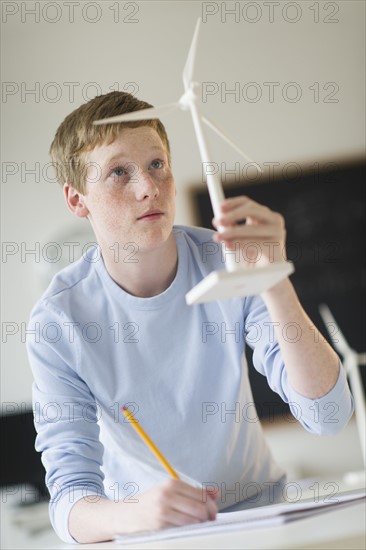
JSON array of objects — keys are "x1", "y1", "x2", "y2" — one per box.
[{"x1": 137, "y1": 227, "x2": 174, "y2": 252}]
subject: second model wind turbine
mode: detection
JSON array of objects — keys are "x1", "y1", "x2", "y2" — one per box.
[
  {"x1": 319, "y1": 304, "x2": 366, "y2": 469},
  {"x1": 94, "y1": 19, "x2": 294, "y2": 305}
]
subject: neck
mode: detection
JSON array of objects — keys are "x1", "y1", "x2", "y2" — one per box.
[{"x1": 100, "y1": 232, "x2": 178, "y2": 298}]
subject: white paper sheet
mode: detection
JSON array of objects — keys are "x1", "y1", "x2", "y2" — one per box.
[{"x1": 114, "y1": 489, "x2": 365, "y2": 544}]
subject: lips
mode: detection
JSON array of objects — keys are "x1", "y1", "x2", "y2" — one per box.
[{"x1": 137, "y1": 209, "x2": 164, "y2": 220}]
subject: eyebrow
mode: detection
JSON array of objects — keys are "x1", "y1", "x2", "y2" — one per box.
[{"x1": 105, "y1": 146, "x2": 166, "y2": 165}]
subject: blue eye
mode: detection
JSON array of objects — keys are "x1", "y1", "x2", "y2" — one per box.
[
  {"x1": 150, "y1": 159, "x2": 164, "y2": 169},
  {"x1": 111, "y1": 167, "x2": 126, "y2": 178}
]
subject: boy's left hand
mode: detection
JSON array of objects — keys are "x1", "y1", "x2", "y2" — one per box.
[{"x1": 212, "y1": 196, "x2": 287, "y2": 267}]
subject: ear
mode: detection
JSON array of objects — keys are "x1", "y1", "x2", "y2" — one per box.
[{"x1": 63, "y1": 183, "x2": 89, "y2": 218}]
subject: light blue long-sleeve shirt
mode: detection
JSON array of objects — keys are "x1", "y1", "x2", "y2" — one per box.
[{"x1": 26, "y1": 225, "x2": 354, "y2": 543}]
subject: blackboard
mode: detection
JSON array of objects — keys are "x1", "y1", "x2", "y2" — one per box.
[{"x1": 192, "y1": 160, "x2": 366, "y2": 419}]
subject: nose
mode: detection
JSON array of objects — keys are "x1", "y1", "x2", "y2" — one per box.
[{"x1": 134, "y1": 169, "x2": 159, "y2": 201}]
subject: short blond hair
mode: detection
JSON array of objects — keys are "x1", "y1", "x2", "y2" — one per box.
[{"x1": 49, "y1": 91, "x2": 171, "y2": 194}]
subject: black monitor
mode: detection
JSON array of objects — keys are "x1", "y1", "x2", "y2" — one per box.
[{"x1": 0, "y1": 410, "x2": 48, "y2": 501}]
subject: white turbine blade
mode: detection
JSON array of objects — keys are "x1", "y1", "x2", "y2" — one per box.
[
  {"x1": 202, "y1": 116, "x2": 262, "y2": 173},
  {"x1": 318, "y1": 303, "x2": 353, "y2": 357},
  {"x1": 183, "y1": 18, "x2": 201, "y2": 90},
  {"x1": 93, "y1": 102, "x2": 180, "y2": 125}
]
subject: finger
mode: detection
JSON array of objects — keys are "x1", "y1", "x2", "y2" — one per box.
[
  {"x1": 172, "y1": 480, "x2": 212, "y2": 503},
  {"x1": 216, "y1": 198, "x2": 284, "y2": 228},
  {"x1": 221, "y1": 196, "x2": 252, "y2": 210},
  {"x1": 158, "y1": 505, "x2": 203, "y2": 528},
  {"x1": 216, "y1": 204, "x2": 278, "y2": 227},
  {"x1": 213, "y1": 217, "x2": 247, "y2": 230},
  {"x1": 168, "y1": 481, "x2": 218, "y2": 522},
  {"x1": 169, "y1": 493, "x2": 214, "y2": 523},
  {"x1": 164, "y1": 480, "x2": 218, "y2": 515},
  {"x1": 207, "y1": 488, "x2": 220, "y2": 500},
  {"x1": 213, "y1": 197, "x2": 251, "y2": 227},
  {"x1": 206, "y1": 495, "x2": 218, "y2": 520},
  {"x1": 214, "y1": 224, "x2": 283, "y2": 240}
]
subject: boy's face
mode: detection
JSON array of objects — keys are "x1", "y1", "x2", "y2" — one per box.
[{"x1": 79, "y1": 126, "x2": 176, "y2": 252}]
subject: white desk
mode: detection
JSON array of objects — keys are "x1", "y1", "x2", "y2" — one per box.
[
  {"x1": 2, "y1": 416, "x2": 364, "y2": 549},
  {"x1": 55, "y1": 500, "x2": 366, "y2": 549},
  {"x1": 2, "y1": 487, "x2": 364, "y2": 550}
]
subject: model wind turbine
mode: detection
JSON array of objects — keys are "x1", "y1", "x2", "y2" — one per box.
[
  {"x1": 94, "y1": 19, "x2": 294, "y2": 304},
  {"x1": 319, "y1": 304, "x2": 366, "y2": 469}
]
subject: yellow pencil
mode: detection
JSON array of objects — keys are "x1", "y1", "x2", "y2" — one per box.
[{"x1": 121, "y1": 406, "x2": 180, "y2": 480}]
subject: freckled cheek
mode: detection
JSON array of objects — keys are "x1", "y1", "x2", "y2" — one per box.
[
  {"x1": 161, "y1": 174, "x2": 176, "y2": 198},
  {"x1": 90, "y1": 194, "x2": 130, "y2": 234}
]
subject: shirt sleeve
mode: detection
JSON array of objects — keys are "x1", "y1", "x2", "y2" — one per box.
[
  {"x1": 26, "y1": 300, "x2": 106, "y2": 543},
  {"x1": 243, "y1": 295, "x2": 354, "y2": 435}
]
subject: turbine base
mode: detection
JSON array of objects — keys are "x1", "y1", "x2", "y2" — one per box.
[{"x1": 185, "y1": 262, "x2": 294, "y2": 305}]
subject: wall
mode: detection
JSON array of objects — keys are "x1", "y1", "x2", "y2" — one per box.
[{"x1": 1, "y1": 1, "x2": 365, "y2": 405}]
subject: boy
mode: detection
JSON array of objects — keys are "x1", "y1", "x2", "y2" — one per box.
[{"x1": 27, "y1": 91, "x2": 353, "y2": 543}]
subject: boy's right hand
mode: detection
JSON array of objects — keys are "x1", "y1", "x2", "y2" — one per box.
[{"x1": 114, "y1": 478, "x2": 219, "y2": 534}]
